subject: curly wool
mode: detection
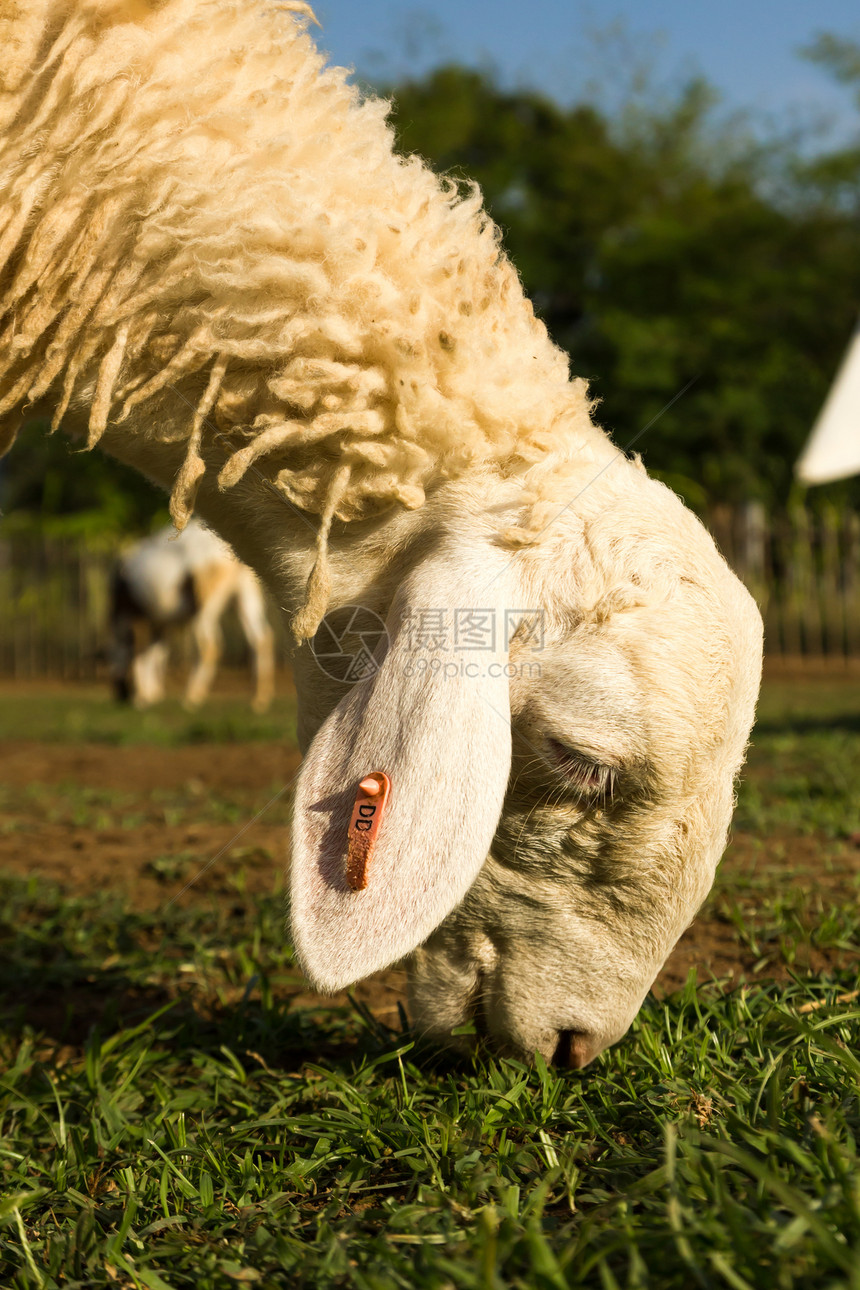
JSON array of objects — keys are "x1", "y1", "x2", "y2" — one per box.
[{"x1": 0, "y1": 0, "x2": 600, "y2": 635}]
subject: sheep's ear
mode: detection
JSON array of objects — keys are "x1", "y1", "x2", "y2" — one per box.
[{"x1": 290, "y1": 540, "x2": 515, "y2": 991}]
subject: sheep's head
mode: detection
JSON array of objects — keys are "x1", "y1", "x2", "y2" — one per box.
[{"x1": 290, "y1": 458, "x2": 762, "y2": 1066}]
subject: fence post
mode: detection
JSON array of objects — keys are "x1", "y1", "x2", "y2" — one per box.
[
  {"x1": 819, "y1": 504, "x2": 844, "y2": 659},
  {"x1": 844, "y1": 509, "x2": 860, "y2": 659}
]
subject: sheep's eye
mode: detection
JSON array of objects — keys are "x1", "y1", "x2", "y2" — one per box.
[{"x1": 546, "y1": 738, "x2": 616, "y2": 800}]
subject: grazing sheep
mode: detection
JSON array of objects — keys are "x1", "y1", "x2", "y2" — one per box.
[
  {"x1": 110, "y1": 519, "x2": 275, "y2": 712},
  {"x1": 0, "y1": 0, "x2": 763, "y2": 1066}
]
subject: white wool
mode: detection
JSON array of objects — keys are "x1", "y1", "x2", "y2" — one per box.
[{"x1": 0, "y1": 0, "x2": 601, "y2": 632}]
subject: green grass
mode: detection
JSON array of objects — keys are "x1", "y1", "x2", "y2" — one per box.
[
  {"x1": 0, "y1": 676, "x2": 859, "y2": 1288},
  {"x1": 738, "y1": 725, "x2": 860, "y2": 841},
  {"x1": 1, "y1": 874, "x2": 860, "y2": 1290},
  {"x1": 0, "y1": 780, "x2": 285, "y2": 832},
  {"x1": 738, "y1": 679, "x2": 860, "y2": 841},
  {"x1": 0, "y1": 689, "x2": 298, "y2": 746}
]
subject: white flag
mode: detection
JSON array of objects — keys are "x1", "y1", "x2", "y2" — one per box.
[{"x1": 796, "y1": 325, "x2": 860, "y2": 485}]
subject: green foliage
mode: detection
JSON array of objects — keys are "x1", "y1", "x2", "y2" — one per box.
[
  {"x1": 803, "y1": 35, "x2": 860, "y2": 100},
  {"x1": 795, "y1": 37, "x2": 860, "y2": 223},
  {"x1": 388, "y1": 63, "x2": 860, "y2": 508},
  {"x1": 0, "y1": 420, "x2": 168, "y2": 539},
  {"x1": 3, "y1": 45, "x2": 860, "y2": 528}
]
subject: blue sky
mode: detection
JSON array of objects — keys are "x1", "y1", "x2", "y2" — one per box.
[{"x1": 312, "y1": 1, "x2": 860, "y2": 146}]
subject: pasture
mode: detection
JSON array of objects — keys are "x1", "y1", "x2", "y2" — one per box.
[{"x1": 0, "y1": 669, "x2": 859, "y2": 1289}]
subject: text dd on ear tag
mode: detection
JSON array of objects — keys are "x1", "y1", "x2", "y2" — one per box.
[{"x1": 346, "y1": 771, "x2": 391, "y2": 891}]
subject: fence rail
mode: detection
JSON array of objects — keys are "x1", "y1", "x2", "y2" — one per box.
[
  {"x1": 1, "y1": 505, "x2": 860, "y2": 677},
  {"x1": 0, "y1": 534, "x2": 290, "y2": 680},
  {"x1": 709, "y1": 503, "x2": 860, "y2": 661}
]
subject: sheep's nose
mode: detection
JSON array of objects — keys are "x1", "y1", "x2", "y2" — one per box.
[{"x1": 552, "y1": 1030, "x2": 597, "y2": 1069}]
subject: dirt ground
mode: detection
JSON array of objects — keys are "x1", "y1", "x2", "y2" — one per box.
[
  {"x1": 1, "y1": 748, "x2": 856, "y2": 1006},
  {"x1": 0, "y1": 736, "x2": 412, "y2": 1028},
  {"x1": 2, "y1": 734, "x2": 857, "y2": 1029},
  {"x1": 0, "y1": 739, "x2": 300, "y2": 901}
]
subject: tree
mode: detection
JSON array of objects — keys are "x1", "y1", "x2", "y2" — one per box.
[
  {"x1": 388, "y1": 65, "x2": 860, "y2": 507},
  {"x1": 5, "y1": 56, "x2": 860, "y2": 530},
  {"x1": 0, "y1": 420, "x2": 167, "y2": 537}
]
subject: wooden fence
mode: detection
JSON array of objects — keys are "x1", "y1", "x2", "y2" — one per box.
[
  {"x1": 709, "y1": 503, "x2": 860, "y2": 660},
  {"x1": 1, "y1": 505, "x2": 860, "y2": 677},
  {"x1": 0, "y1": 533, "x2": 290, "y2": 680}
]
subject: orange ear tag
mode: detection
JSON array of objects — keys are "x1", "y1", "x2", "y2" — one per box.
[{"x1": 346, "y1": 771, "x2": 391, "y2": 891}]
